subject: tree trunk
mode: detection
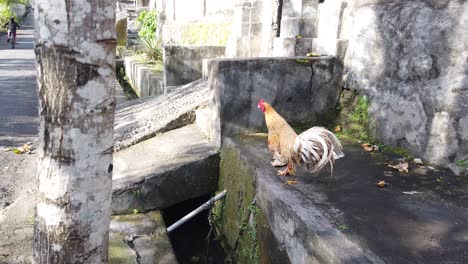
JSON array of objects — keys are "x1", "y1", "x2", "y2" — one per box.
[{"x1": 33, "y1": 1, "x2": 116, "y2": 263}]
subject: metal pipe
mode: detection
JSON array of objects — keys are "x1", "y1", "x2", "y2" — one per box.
[{"x1": 166, "y1": 190, "x2": 227, "y2": 233}]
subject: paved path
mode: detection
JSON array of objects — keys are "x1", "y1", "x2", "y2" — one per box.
[
  {"x1": 0, "y1": 13, "x2": 37, "y2": 264},
  {"x1": 0, "y1": 13, "x2": 37, "y2": 143}
]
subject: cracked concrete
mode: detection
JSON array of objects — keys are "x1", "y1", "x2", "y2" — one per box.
[{"x1": 109, "y1": 212, "x2": 177, "y2": 264}]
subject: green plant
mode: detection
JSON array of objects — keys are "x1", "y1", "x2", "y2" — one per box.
[
  {"x1": 141, "y1": 37, "x2": 163, "y2": 62},
  {"x1": 237, "y1": 204, "x2": 261, "y2": 264},
  {"x1": 137, "y1": 10, "x2": 158, "y2": 41},
  {"x1": 456, "y1": 160, "x2": 468, "y2": 168},
  {"x1": 0, "y1": 5, "x2": 14, "y2": 27}
]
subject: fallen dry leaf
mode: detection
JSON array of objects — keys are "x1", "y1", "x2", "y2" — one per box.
[
  {"x1": 363, "y1": 146, "x2": 374, "y2": 152},
  {"x1": 376, "y1": 180, "x2": 386, "y2": 187},
  {"x1": 334, "y1": 125, "x2": 342, "y2": 132},
  {"x1": 362, "y1": 143, "x2": 379, "y2": 152},
  {"x1": 286, "y1": 180, "x2": 297, "y2": 185},
  {"x1": 306, "y1": 52, "x2": 320, "y2": 57},
  {"x1": 387, "y1": 162, "x2": 409, "y2": 173},
  {"x1": 11, "y1": 143, "x2": 33, "y2": 155}
]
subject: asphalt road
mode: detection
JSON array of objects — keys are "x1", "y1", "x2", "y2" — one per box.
[{"x1": 0, "y1": 13, "x2": 38, "y2": 263}]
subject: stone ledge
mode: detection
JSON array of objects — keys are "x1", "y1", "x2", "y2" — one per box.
[
  {"x1": 218, "y1": 134, "x2": 468, "y2": 263},
  {"x1": 112, "y1": 125, "x2": 219, "y2": 214},
  {"x1": 163, "y1": 45, "x2": 226, "y2": 87}
]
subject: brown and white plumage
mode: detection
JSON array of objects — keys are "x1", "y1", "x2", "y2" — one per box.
[{"x1": 258, "y1": 99, "x2": 344, "y2": 176}]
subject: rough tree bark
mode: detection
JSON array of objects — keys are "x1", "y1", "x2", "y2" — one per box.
[{"x1": 33, "y1": 1, "x2": 116, "y2": 263}]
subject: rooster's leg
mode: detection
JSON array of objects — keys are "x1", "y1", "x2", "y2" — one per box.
[{"x1": 277, "y1": 162, "x2": 295, "y2": 176}]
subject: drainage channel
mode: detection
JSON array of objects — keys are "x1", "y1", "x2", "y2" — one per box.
[{"x1": 162, "y1": 195, "x2": 228, "y2": 264}]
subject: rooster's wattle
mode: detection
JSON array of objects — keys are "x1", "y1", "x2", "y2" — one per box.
[{"x1": 257, "y1": 99, "x2": 344, "y2": 176}]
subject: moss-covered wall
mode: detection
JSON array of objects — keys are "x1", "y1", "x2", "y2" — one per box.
[
  {"x1": 214, "y1": 143, "x2": 290, "y2": 264},
  {"x1": 335, "y1": 89, "x2": 373, "y2": 143}
]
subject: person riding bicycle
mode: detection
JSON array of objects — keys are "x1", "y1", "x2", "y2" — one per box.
[{"x1": 4, "y1": 17, "x2": 20, "y2": 43}]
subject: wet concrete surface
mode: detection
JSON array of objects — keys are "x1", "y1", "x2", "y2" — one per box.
[{"x1": 235, "y1": 134, "x2": 468, "y2": 263}]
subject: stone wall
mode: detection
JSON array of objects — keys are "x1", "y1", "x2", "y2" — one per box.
[
  {"x1": 156, "y1": 0, "x2": 235, "y2": 45},
  {"x1": 124, "y1": 56, "x2": 164, "y2": 98},
  {"x1": 340, "y1": 0, "x2": 468, "y2": 166},
  {"x1": 208, "y1": 57, "x2": 341, "y2": 147},
  {"x1": 151, "y1": 0, "x2": 468, "y2": 167},
  {"x1": 163, "y1": 45, "x2": 225, "y2": 87}
]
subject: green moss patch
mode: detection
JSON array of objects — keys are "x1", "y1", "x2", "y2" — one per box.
[
  {"x1": 214, "y1": 145, "x2": 262, "y2": 264},
  {"x1": 335, "y1": 91, "x2": 373, "y2": 143}
]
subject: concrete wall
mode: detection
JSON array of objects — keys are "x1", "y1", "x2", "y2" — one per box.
[
  {"x1": 124, "y1": 56, "x2": 164, "y2": 98},
  {"x1": 163, "y1": 45, "x2": 225, "y2": 87},
  {"x1": 340, "y1": 0, "x2": 468, "y2": 166},
  {"x1": 151, "y1": 0, "x2": 468, "y2": 168},
  {"x1": 155, "y1": 0, "x2": 235, "y2": 45},
  {"x1": 208, "y1": 57, "x2": 341, "y2": 147}
]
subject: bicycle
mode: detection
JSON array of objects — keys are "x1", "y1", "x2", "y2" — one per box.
[{"x1": 7, "y1": 31, "x2": 16, "y2": 49}]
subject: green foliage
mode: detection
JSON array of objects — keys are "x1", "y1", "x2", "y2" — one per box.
[
  {"x1": 336, "y1": 94, "x2": 373, "y2": 143},
  {"x1": 238, "y1": 204, "x2": 260, "y2": 264},
  {"x1": 0, "y1": 0, "x2": 30, "y2": 27},
  {"x1": 456, "y1": 160, "x2": 468, "y2": 168},
  {"x1": 141, "y1": 37, "x2": 163, "y2": 62},
  {"x1": 378, "y1": 144, "x2": 415, "y2": 160},
  {"x1": 137, "y1": 10, "x2": 158, "y2": 41},
  {"x1": 338, "y1": 224, "x2": 349, "y2": 231},
  {"x1": 0, "y1": 4, "x2": 14, "y2": 28}
]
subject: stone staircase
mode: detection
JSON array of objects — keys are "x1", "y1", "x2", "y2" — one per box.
[{"x1": 110, "y1": 78, "x2": 215, "y2": 264}]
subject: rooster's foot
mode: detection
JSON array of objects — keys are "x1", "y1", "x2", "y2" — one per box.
[{"x1": 277, "y1": 168, "x2": 292, "y2": 176}]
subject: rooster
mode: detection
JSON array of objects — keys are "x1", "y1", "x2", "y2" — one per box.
[{"x1": 257, "y1": 99, "x2": 344, "y2": 176}]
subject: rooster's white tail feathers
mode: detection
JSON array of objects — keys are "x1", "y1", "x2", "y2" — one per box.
[{"x1": 293, "y1": 127, "x2": 344, "y2": 174}]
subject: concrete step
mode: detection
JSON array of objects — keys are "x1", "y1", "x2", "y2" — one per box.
[
  {"x1": 216, "y1": 134, "x2": 468, "y2": 264},
  {"x1": 109, "y1": 211, "x2": 178, "y2": 264},
  {"x1": 112, "y1": 125, "x2": 219, "y2": 214},
  {"x1": 114, "y1": 78, "x2": 209, "y2": 151}
]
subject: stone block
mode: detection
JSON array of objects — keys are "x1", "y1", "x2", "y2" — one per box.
[
  {"x1": 109, "y1": 212, "x2": 178, "y2": 264},
  {"x1": 196, "y1": 107, "x2": 212, "y2": 139},
  {"x1": 114, "y1": 78, "x2": 208, "y2": 151},
  {"x1": 109, "y1": 233, "x2": 138, "y2": 264},
  {"x1": 123, "y1": 56, "x2": 164, "y2": 98},
  {"x1": 282, "y1": 0, "x2": 302, "y2": 17},
  {"x1": 163, "y1": 45, "x2": 225, "y2": 87},
  {"x1": 112, "y1": 125, "x2": 219, "y2": 214},
  {"x1": 272, "y1": 37, "x2": 313, "y2": 56},
  {"x1": 299, "y1": 17, "x2": 316, "y2": 38},
  {"x1": 207, "y1": 57, "x2": 339, "y2": 147},
  {"x1": 116, "y1": 14, "x2": 128, "y2": 47},
  {"x1": 280, "y1": 17, "x2": 301, "y2": 37}
]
